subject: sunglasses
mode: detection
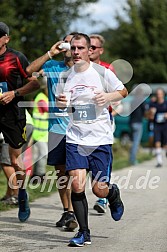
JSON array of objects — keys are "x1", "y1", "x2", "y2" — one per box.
[{"x1": 91, "y1": 45, "x2": 102, "y2": 50}]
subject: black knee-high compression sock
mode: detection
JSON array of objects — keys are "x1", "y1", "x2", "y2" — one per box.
[{"x1": 71, "y1": 191, "x2": 89, "y2": 232}]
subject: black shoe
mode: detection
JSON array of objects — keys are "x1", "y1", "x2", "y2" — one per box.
[
  {"x1": 56, "y1": 212, "x2": 69, "y2": 227},
  {"x1": 155, "y1": 163, "x2": 162, "y2": 168},
  {"x1": 2, "y1": 196, "x2": 18, "y2": 205},
  {"x1": 108, "y1": 184, "x2": 124, "y2": 221},
  {"x1": 0, "y1": 195, "x2": 8, "y2": 201},
  {"x1": 63, "y1": 212, "x2": 78, "y2": 231}
]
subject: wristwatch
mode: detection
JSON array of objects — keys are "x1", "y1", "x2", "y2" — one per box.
[{"x1": 14, "y1": 90, "x2": 20, "y2": 97}]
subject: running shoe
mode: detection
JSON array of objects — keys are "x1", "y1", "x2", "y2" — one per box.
[
  {"x1": 155, "y1": 163, "x2": 162, "y2": 168},
  {"x1": 18, "y1": 192, "x2": 30, "y2": 222},
  {"x1": 2, "y1": 196, "x2": 18, "y2": 205},
  {"x1": 0, "y1": 195, "x2": 8, "y2": 201},
  {"x1": 63, "y1": 212, "x2": 78, "y2": 231},
  {"x1": 69, "y1": 230, "x2": 91, "y2": 247},
  {"x1": 56, "y1": 212, "x2": 69, "y2": 227},
  {"x1": 108, "y1": 184, "x2": 124, "y2": 221},
  {"x1": 93, "y1": 198, "x2": 107, "y2": 213}
]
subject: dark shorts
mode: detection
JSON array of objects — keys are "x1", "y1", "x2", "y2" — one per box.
[
  {"x1": 0, "y1": 142, "x2": 10, "y2": 165},
  {"x1": 0, "y1": 123, "x2": 33, "y2": 166},
  {"x1": 66, "y1": 143, "x2": 113, "y2": 183},
  {"x1": 0, "y1": 117, "x2": 26, "y2": 149},
  {"x1": 154, "y1": 123, "x2": 167, "y2": 145},
  {"x1": 47, "y1": 132, "x2": 66, "y2": 166},
  {"x1": 22, "y1": 124, "x2": 34, "y2": 153}
]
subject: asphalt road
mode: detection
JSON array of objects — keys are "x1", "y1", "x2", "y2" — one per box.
[{"x1": 0, "y1": 157, "x2": 167, "y2": 252}]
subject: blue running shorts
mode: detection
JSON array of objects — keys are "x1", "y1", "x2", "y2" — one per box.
[
  {"x1": 47, "y1": 132, "x2": 66, "y2": 166},
  {"x1": 66, "y1": 143, "x2": 113, "y2": 183}
]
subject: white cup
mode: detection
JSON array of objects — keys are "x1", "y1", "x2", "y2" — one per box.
[
  {"x1": 64, "y1": 92, "x2": 71, "y2": 106},
  {"x1": 59, "y1": 42, "x2": 71, "y2": 50}
]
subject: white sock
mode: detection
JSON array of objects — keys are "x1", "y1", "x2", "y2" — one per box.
[{"x1": 156, "y1": 148, "x2": 162, "y2": 165}]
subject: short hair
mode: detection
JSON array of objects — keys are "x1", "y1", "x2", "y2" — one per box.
[
  {"x1": 71, "y1": 33, "x2": 91, "y2": 48},
  {"x1": 89, "y1": 34, "x2": 105, "y2": 47},
  {"x1": 0, "y1": 22, "x2": 9, "y2": 35},
  {"x1": 63, "y1": 32, "x2": 78, "y2": 41}
]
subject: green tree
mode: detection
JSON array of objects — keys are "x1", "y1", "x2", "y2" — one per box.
[
  {"x1": 0, "y1": 0, "x2": 98, "y2": 60},
  {"x1": 101, "y1": 0, "x2": 167, "y2": 87}
]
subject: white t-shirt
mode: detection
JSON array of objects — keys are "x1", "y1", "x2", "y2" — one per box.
[{"x1": 57, "y1": 62, "x2": 125, "y2": 146}]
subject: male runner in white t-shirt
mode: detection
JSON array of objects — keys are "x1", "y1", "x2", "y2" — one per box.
[{"x1": 56, "y1": 33, "x2": 128, "y2": 247}]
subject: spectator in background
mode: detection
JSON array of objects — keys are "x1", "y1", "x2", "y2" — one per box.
[
  {"x1": 129, "y1": 88, "x2": 146, "y2": 165},
  {"x1": 148, "y1": 88, "x2": 167, "y2": 167},
  {"x1": 0, "y1": 21, "x2": 39, "y2": 222},
  {"x1": 31, "y1": 81, "x2": 48, "y2": 181},
  {"x1": 145, "y1": 95, "x2": 156, "y2": 155}
]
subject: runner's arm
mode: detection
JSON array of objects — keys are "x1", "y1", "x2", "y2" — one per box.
[
  {"x1": 26, "y1": 41, "x2": 65, "y2": 75},
  {"x1": 0, "y1": 77, "x2": 39, "y2": 105}
]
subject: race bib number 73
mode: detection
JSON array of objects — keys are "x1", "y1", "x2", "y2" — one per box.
[{"x1": 73, "y1": 104, "x2": 96, "y2": 122}]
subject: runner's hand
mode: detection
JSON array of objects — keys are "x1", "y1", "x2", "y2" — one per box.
[
  {"x1": 49, "y1": 41, "x2": 67, "y2": 57},
  {"x1": 93, "y1": 91, "x2": 110, "y2": 106},
  {"x1": 56, "y1": 93, "x2": 68, "y2": 109},
  {"x1": 0, "y1": 91, "x2": 15, "y2": 105}
]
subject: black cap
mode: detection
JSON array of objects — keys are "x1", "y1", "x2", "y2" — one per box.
[{"x1": 0, "y1": 22, "x2": 9, "y2": 35}]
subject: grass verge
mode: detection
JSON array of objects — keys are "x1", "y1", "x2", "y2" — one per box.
[
  {"x1": 112, "y1": 139, "x2": 152, "y2": 170},
  {"x1": 0, "y1": 166, "x2": 57, "y2": 211}
]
